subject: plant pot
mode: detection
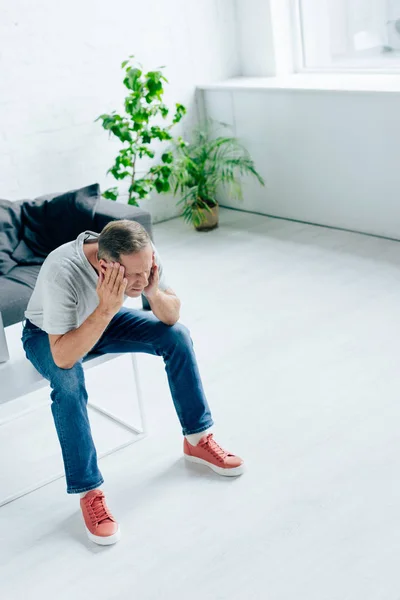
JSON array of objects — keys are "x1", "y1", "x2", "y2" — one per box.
[{"x1": 195, "y1": 204, "x2": 219, "y2": 231}]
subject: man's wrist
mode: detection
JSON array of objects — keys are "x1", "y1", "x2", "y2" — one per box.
[
  {"x1": 145, "y1": 287, "x2": 161, "y2": 302},
  {"x1": 94, "y1": 305, "x2": 115, "y2": 323}
]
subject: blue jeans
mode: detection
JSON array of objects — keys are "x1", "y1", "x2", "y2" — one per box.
[{"x1": 21, "y1": 308, "x2": 214, "y2": 494}]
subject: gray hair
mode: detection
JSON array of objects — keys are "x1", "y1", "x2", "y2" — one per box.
[{"x1": 98, "y1": 219, "x2": 150, "y2": 262}]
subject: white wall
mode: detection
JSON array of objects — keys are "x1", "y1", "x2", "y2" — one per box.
[
  {"x1": 203, "y1": 85, "x2": 400, "y2": 239},
  {"x1": 0, "y1": 0, "x2": 239, "y2": 222},
  {"x1": 235, "y1": 0, "x2": 276, "y2": 76},
  {"x1": 201, "y1": 1, "x2": 400, "y2": 240},
  {"x1": 235, "y1": 0, "x2": 293, "y2": 76}
]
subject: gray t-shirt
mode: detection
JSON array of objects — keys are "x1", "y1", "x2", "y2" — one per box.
[{"x1": 25, "y1": 231, "x2": 169, "y2": 334}]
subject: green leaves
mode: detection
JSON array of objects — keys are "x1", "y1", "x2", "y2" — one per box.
[
  {"x1": 170, "y1": 119, "x2": 265, "y2": 227},
  {"x1": 123, "y1": 67, "x2": 143, "y2": 91},
  {"x1": 160, "y1": 104, "x2": 169, "y2": 118},
  {"x1": 150, "y1": 163, "x2": 172, "y2": 194},
  {"x1": 96, "y1": 56, "x2": 187, "y2": 205},
  {"x1": 124, "y1": 94, "x2": 141, "y2": 115},
  {"x1": 131, "y1": 107, "x2": 150, "y2": 125},
  {"x1": 129, "y1": 179, "x2": 152, "y2": 202},
  {"x1": 96, "y1": 113, "x2": 132, "y2": 143},
  {"x1": 154, "y1": 179, "x2": 170, "y2": 193},
  {"x1": 138, "y1": 146, "x2": 155, "y2": 159},
  {"x1": 150, "y1": 126, "x2": 173, "y2": 142},
  {"x1": 102, "y1": 187, "x2": 119, "y2": 201},
  {"x1": 121, "y1": 55, "x2": 135, "y2": 69},
  {"x1": 107, "y1": 147, "x2": 135, "y2": 180},
  {"x1": 173, "y1": 103, "x2": 186, "y2": 124},
  {"x1": 161, "y1": 151, "x2": 173, "y2": 164},
  {"x1": 145, "y1": 71, "x2": 166, "y2": 103}
]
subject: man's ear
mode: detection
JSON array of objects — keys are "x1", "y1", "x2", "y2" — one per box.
[{"x1": 98, "y1": 258, "x2": 108, "y2": 273}]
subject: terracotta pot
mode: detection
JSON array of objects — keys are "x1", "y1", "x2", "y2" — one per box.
[{"x1": 195, "y1": 203, "x2": 219, "y2": 231}]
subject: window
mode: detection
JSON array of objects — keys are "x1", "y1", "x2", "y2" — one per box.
[{"x1": 295, "y1": 0, "x2": 400, "y2": 70}]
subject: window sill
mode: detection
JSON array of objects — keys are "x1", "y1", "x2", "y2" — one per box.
[{"x1": 198, "y1": 74, "x2": 400, "y2": 94}]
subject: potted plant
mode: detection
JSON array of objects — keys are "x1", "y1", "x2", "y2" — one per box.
[
  {"x1": 170, "y1": 120, "x2": 265, "y2": 230},
  {"x1": 96, "y1": 56, "x2": 186, "y2": 206}
]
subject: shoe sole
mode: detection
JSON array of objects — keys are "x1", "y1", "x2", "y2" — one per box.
[
  {"x1": 184, "y1": 454, "x2": 245, "y2": 477},
  {"x1": 85, "y1": 525, "x2": 121, "y2": 546}
]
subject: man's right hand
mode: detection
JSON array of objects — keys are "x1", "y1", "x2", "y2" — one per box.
[
  {"x1": 96, "y1": 262, "x2": 127, "y2": 318},
  {"x1": 50, "y1": 262, "x2": 127, "y2": 369}
]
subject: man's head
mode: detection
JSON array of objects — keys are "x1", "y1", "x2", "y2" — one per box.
[{"x1": 97, "y1": 220, "x2": 153, "y2": 298}]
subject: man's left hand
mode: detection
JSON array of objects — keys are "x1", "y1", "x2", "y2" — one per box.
[{"x1": 143, "y1": 258, "x2": 160, "y2": 299}]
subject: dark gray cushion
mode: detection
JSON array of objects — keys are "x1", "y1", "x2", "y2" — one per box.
[
  {"x1": 0, "y1": 265, "x2": 41, "y2": 327},
  {"x1": 13, "y1": 183, "x2": 100, "y2": 260},
  {"x1": 4, "y1": 264, "x2": 42, "y2": 288},
  {"x1": 11, "y1": 239, "x2": 43, "y2": 266},
  {"x1": 0, "y1": 199, "x2": 24, "y2": 276}
]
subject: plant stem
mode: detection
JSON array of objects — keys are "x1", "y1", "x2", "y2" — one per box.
[{"x1": 129, "y1": 155, "x2": 137, "y2": 204}]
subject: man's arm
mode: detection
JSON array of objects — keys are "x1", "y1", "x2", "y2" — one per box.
[
  {"x1": 49, "y1": 307, "x2": 111, "y2": 369},
  {"x1": 49, "y1": 263, "x2": 127, "y2": 369},
  {"x1": 144, "y1": 260, "x2": 180, "y2": 326},
  {"x1": 146, "y1": 288, "x2": 181, "y2": 326}
]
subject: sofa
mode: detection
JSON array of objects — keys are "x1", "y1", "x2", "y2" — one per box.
[{"x1": 0, "y1": 183, "x2": 153, "y2": 361}]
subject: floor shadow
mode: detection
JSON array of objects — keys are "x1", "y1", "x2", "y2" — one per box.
[
  {"x1": 58, "y1": 511, "x2": 118, "y2": 554},
  {"x1": 54, "y1": 458, "x2": 241, "y2": 548},
  {"x1": 116, "y1": 456, "x2": 241, "y2": 515}
]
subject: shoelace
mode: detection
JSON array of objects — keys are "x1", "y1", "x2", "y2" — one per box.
[
  {"x1": 87, "y1": 493, "x2": 113, "y2": 527},
  {"x1": 199, "y1": 434, "x2": 229, "y2": 463}
]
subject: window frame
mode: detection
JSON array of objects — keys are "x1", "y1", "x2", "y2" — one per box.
[{"x1": 291, "y1": 0, "x2": 400, "y2": 74}]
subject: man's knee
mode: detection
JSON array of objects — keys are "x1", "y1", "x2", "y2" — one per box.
[
  {"x1": 51, "y1": 362, "x2": 84, "y2": 392},
  {"x1": 162, "y1": 322, "x2": 192, "y2": 348}
]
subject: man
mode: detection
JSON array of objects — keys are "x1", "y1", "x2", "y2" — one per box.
[{"x1": 22, "y1": 219, "x2": 244, "y2": 546}]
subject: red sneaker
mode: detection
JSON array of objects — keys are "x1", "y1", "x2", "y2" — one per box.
[
  {"x1": 80, "y1": 490, "x2": 121, "y2": 546},
  {"x1": 184, "y1": 433, "x2": 244, "y2": 477}
]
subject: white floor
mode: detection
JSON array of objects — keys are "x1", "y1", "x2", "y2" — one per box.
[{"x1": 2, "y1": 208, "x2": 400, "y2": 600}]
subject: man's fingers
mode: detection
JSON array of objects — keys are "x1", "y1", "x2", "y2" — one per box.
[
  {"x1": 119, "y1": 277, "x2": 128, "y2": 296},
  {"x1": 149, "y1": 263, "x2": 157, "y2": 280},
  {"x1": 104, "y1": 263, "x2": 114, "y2": 285},
  {"x1": 108, "y1": 263, "x2": 121, "y2": 289},
  {"x1": 111, "y1": 264, "x2": 125, "y2": 291},
  {"x1": 151, "y1": 264, "x2": 159, "y2": 283},
  {"x1": 102, "y1": 262, "x2": 126, "y2": 297},
  {"x1": 96, "y1": 272, "x2": 103, "y2": 291},
  {"x1": 116, "y1": 264, "x2": 125, "y2": 282}
]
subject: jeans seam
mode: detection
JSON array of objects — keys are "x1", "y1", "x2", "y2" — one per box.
[
  {"x1": 51, "y1": 400, "x2": 74, "y2": 484},
  {"x1": 22, "y1": 336, "x2": 52, "y2": 381},
  {"x1": 182, "y1": 421, "x2": 215, "y2": 436},
  {"x1": 67, "y1": 478, "x2": 104, "y2": 494},
  {"x1": 23, "y1": 334, "x2": 79, "y2": 488}
]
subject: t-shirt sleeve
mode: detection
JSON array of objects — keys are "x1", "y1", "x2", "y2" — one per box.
[
  {"x1": 152, "y1": 244, "x2": 170, "y2": 292},
  {"x1": 41, "y1": 268, "x2": 78, "y2": 334}
]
